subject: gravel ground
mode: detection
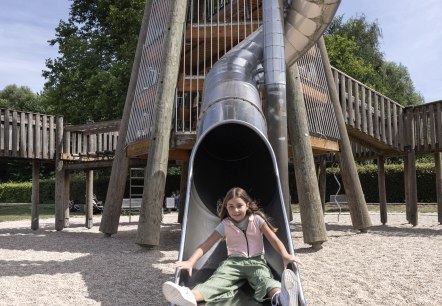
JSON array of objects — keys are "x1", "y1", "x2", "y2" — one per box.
[{"x1": 0, "y1": 211, "x2": 440, "y2": 305}]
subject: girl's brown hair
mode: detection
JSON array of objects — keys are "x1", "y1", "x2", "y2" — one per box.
[{"x1": 218, "y1": 187, "x2": 277, "y2": 232}]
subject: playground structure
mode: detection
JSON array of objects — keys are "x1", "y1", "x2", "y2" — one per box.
[
  {"x1": 0, "y1": 3, "x2": 440, "y2": 233},
  {"x1": 1, "y1": 1, "x2": 442, "y2": 300},
  {"x1": 0, "y1": 0, "x2": 441, "y2": 236}
]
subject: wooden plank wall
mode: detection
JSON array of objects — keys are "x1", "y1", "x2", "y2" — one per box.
[
  {"x1": 405, "y1": 101, "x2": 442, "y2": 153},
  {"x1": 0, "y1": 109, "x2": 58, "y2": 160},
  {"x1": 62, "y1": 130, "x2": 119, "y2": 160}
]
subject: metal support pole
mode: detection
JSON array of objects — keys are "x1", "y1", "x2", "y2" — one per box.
[{"x1": 263, "y1": 0, "x2": 291, "y2": 217}]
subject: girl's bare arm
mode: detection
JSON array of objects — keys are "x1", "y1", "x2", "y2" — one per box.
[
  {"x1": 175, "y1": 230, "x2": 222, "y2": 276},
  {"x1": 261, "y1": 223, "x2": 302, "y2": 266}
]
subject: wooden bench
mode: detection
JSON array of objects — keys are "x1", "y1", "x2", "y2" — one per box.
[{"x1": 329, "y1": 194, "x2": 347, "y2": 204}]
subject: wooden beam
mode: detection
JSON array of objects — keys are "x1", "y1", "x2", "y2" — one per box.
[
  {"x1": 185, "y1": 23, "x2": 261, "y2": 42},
  {"x1": 310, "y1": 136, "x2": 339, "y2": 152},
  {"x1": 177, "y1": 77, "x2": 205, "y2": 92},
  {"x1": 64, "y1": 119, "x2": 120, "y2": 134},
  {"x1": 126, "y1": 138, "x2": 190, "y2": 161},
  {"x1": 126, "y1": 139, "x2": 148, "y2": 158}
]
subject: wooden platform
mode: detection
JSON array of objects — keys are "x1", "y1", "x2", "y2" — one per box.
[{"x1": 125, "y1": 132, "x2": 340, "y2": 161}]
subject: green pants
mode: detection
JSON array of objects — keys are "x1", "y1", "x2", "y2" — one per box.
[{"x1": 193, "y1": 255, "x2": 281, "y2": 302}]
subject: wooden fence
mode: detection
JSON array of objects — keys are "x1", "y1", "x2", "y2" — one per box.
[
  {"x1": 404, "y1": 101, "x2": 442, "y2": 153},
  {"x1": 2, "y1": 75, "x2": 441, "y2": 163},
  {"x1": 61, "y1": 120, "x2": 120, "y2": 161},
  {"x1": 0, "y1": 109, "x2": 60, "y2": 160},
  {"x1": 332, "y1": 68, "x2": 442, "y2": 157}
]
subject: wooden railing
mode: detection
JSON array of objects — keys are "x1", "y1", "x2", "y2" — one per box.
[
  {"x1": 332, "y1": 68, "x2": 405, "y2": 152},
  {"x1": 404, "y1": 101, "x2": 442, "y2": 153},
  {"x1": 2, "y1": 78, "x2": 441, "y2": 164},
  {"x1": 332, "y1": 68, "x2": 442, "y2": 156},
  {"x1": 0, "y1": 109, "x2": 60, "y2": 160},
  {"x1": 61, "y1": 120, "x2": 120, "y2": 161}
]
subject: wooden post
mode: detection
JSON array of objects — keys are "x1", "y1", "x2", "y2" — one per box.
[
  {"x1": 31, "y1": 160, "x2": 40, "y2": 230},
  {"x1": 286, "y1": 63, "x2": 327, "y2": 247},
  {"x1": 64, "y1": 171, "x2": 70, "y2": 227},
  {"x1": 405, "y1": 108, "x2": 418, "y2": 225},
  {"x1": 20, "y1": 112, "x2": 26, "y2": 158},
  {"x1": 4, "y1": 109, "x2": 10, "y2": 157},
  {"x1": 377, "y1": 155, "x2": 387, "y2": 224},
  {"x1": 99, "y1": 0, "x2": 153, "y2": 236},
  {"x1": 135, "y1": 0, "x2": 188, "y2": 246},
  {"x1": 35, "y1": 114, "x2": 41, "y2": 159},
  {"x1": 404, "y1": 156, "x2": 410, "y2": 222},
  {"x1": 317, "y1": 158, "x2": 327, "y2": 212},
  {"x1": 86, "y1": 170, "x2": 94, "y2": 229},
  {"x1": 54, "y1": 116, "x2": 65, "y2": 231},
  {"x1": 318, "y1": 37, "x2": 372, "y2": 231},
  {"x1": 435, "y1": 152, "x2": 442, "y2": 224},
  {"x1": 12, "y1": 111, "x2": 18, "y2": 157},
  {"x1": 406, "y1": 151, "x2": 418, "y2": 226},
  {"x1": 177, "y1": 160, "x2": 189, "y2": 224}
]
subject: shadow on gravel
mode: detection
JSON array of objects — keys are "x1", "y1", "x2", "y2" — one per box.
[{"x1": 0, "y1": 217, "x2": 182, "y2": 305}]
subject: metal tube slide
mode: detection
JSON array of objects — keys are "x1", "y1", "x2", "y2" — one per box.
[{"x1": 174, "y1": 1, "x2": 340, "y2": 305}]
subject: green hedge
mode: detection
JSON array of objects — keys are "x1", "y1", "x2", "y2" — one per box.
[
  {"x1": 0, "y1": 173, "x2": 181, "y2": 204},
  {"x1": 0, "y1": 163, "x2": 438, "y2": 203},
  {"x1": 333, "y1": 163, "x2": 436, "y2": 203},
  {"x1": 290, "y1": 163, "x2": 438, "y2": 203}
]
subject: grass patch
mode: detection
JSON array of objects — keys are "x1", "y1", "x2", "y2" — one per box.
[
  {"x1": 291, "y1": 203, "x2": 438, "y2": 214},
  {"x1": 1, "y1": 203, "x2": 438, "y2": 223},
  {"x1": 0, "y1": 204, "x2": 83, "y2": 222}
]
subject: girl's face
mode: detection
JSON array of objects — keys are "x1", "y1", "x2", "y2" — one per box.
[{"x1": 226, "y1": 197, "x2": 249, "y2": 222}]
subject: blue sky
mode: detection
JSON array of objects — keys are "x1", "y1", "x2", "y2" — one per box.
[
  {"x1": 0, "y1": 0, "x2": 70, "y2": 94},
  {"x1": 0, "y1": 0, "x2": 440, "y2": 102},
  {"x1": 336, "y1": 0, "x2": 441, "y2": 102}
]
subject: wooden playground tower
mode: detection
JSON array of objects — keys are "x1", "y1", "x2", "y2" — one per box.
[
  {"x1": 95, "y1": 0, "x2": 441, "y2": 246},
  {"x1": 1, "y1": 0, "x2": 441, "y2": 245}
]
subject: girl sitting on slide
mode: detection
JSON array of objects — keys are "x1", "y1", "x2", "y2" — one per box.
[{"x1": 163, "y1": 187, "x2": 302, "y2": 306}]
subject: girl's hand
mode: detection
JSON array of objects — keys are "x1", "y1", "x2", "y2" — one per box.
[
  {"x1": 175, "y1": 260, "x2": 194, "y2": 277},
  {"x1": 283, "y1": 254, "x2": 302, "y2": 268}
]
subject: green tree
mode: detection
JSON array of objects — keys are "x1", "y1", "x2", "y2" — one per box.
[
  {"x1": 325, "y1": 14, "x2": 424, "y2": 106},
  {"x1": 0, "y1": 84, "x2": 46, "y2": 113},
  {"x1": 324, "y1": 34, "x2": 375, "y2": 87},
  {"x1": 377, "y1": 61, "x2": 423, "y2": 106},
  {"x1": 42, "y1": 0, "x2": 145, "y2": 124}
]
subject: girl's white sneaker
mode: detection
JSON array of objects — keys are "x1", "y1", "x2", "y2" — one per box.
[
  {"x1": 279, "y1": 269, "x2": 298, "y2": 306},
  {"x1": 162, "y1": 281, "x2": 197, "y2": 306}
]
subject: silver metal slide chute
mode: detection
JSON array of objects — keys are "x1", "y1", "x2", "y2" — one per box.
[
  {"x1": 175, "y1": 30, "x2": 304, "y2": 305},
  {"x1": 173, "y1": 1, "x2": 340, "y2": 305}
]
